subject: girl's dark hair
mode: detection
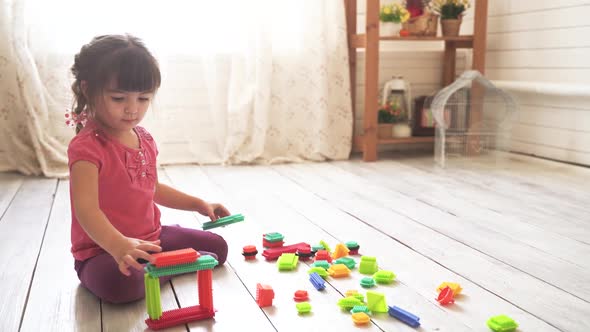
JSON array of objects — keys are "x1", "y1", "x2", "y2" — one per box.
[{"x1": 70, "y1": 34, "x2": 161, "y2": 133}]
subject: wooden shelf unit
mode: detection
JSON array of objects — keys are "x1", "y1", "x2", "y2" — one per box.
[{"x1": 344, "y1": 0, "x2": 488, "y2": 161}]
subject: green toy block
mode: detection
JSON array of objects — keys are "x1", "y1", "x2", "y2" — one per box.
[
  {"x1": 373, "y1": 270, "x2": 396, "y2": 284},
  {"x1": 145, "y1": 255, "x2": 218, "y2": 277},
  {"x1": 360, "y1": 277, "x2": 376, "y2": 288},
  {"x1": 359, "y1": 256, "x2": 378, "y2": 275},
  {"x1": 337, "y1": 296, "x2": 363, "y2": 310},
  {"x1": 311, "y1": 260, "x2": 331, "y2": 270},
  {"x1": 296, "y1": 302, "x2": 312, "y2": 314},
  {"x1": 202, "y1": 214, "x2": 244, "y2": 230},
  {"x1": 334, "y1": 257, "x2": 356, "y2": 269},
  {"x1": 366, "y1": 291, "x2": 388, "y2": 313},
  {"x1": 264, "y1": 232, "x2": 284, "y2": 242},
  {"x1": 277, "y1": 253, "x2": 299, "y2": 271},
  {"x1": 350, "y1": 305, "x2": 371, "y2": 315},
  {"x1": 352, "y1": 292, "x2": 365, "y2": 302},
  {"x1": 144, "y1": 273, "x2": 162, "y2": 319},
  {"x1": 319, "y1": 240, "x2": 331, "y2": 253},
  {"x1": 345, "y1": 241, "x2": 359, "y2": 249},
  {"x1": 311, "y1": 244, "x2": 324, "y2": 252},
  {"x1": 487, "y1": 315, "x2": 518, "y2": 332},
  {"x1": 307, "y1": 267, "x2": 329, "y2": 278}
]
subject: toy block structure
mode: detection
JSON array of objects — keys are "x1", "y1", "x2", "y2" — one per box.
[
  {"x1": 319, "y1": 240, "x2": 332, "y2": 253},
  {"x1": 308, "y1": 267, "x2": 329, "y2": 278},
  {"x1": 334, "y1": 257, "x2": 356, "y2": 269},
  {"x1": 144, "y1": 248, "x2": 218, "y2": 330},
  {"x1": 388, "y1": 306, "x2": 421, "y2": 327},
  {"x1": 256, "y1": 283, "x2": 275, "y2": 307},
  {"x1": 202, "y1": 214, "x2": 244, "y2": 230},
  {"x1": 337, "y1": 296, "x2": 363, "y2": 310},
  {"x1": 262, "y1": 242, "x2": 310, "y2": 260},
  {"x1": 309, "y1": 272, "x2": 326, "y2": 291},
  {"x1": 352, "y1": 312, "x2": 371, "y2": 325},
  {"x1": 359, "y1": 256, "x2": 378, "y2": 274},
  {"x1": 296, "y1": 302, "x2": 312, "y2": 314},
  {"x1": 293, "y1": 290, "x2": 309, "y2": 302},
  {"x1": 295, "y1": 246, "x2": 313, "y2": 261},
  {"x1": 263, "y1": 232, "x2": 285, "y2": 248},
  {"x1": 331, "y1": 243, "x2": 350, "y2": 259}
]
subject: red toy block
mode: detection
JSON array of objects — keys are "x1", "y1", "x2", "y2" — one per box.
[
  {"x1": 436, "y1": 286, "x2": 455, "y2": 305},
  {"x1": 263, "y1": 238, "x2": 284, "y2": 248},
  {"x1": 198, "y1": 270, "x2": 214, "y2": 310},
  {"x1": 296, "y1": 247, "x2": 313, "y2": 261},
  {"x1": 152, "y1": 248, "x2": 199, "y2": 267},
  {"x1": 314, "y1": 250, "x2": 332, "y2": 263},
  {"x1": 242, "y1": 245, "x2": 258, "y2": 260},
  {"x1": 262, "y1": 242, "x2": 311, "y2": 260},
  {"x1": 256, "y1": 283, "x2": 275, "y2": 307},
  {"x1": 145, "y1": 305, "x2": 215, "y2": 330},
  {"x1": 293, "y1": 290, "x2": 309, "y2": 302}
]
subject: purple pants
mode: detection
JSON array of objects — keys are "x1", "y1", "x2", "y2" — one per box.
[{"x1": 74, "y1": 225, "x2": 228, "y2": 304}]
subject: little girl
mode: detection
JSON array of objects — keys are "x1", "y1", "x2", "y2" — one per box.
[{"x1": 67, "y1": 34, "x2": 229, "y2": 304}]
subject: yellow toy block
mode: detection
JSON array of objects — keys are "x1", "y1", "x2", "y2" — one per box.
[
  {"x1": 327, "y1": 264, "x2": 351, "y2": 278},
  {"x1": 437, "y1": 282, "x2": 462, "y2": 295},
  {"x1": 331, "y1": 243, "x2": 350, "y2": 259}
]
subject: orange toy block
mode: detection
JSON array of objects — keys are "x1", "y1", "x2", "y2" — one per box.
[{"x1": 152, "y1": 248, "x2": 200, "y2": 267}]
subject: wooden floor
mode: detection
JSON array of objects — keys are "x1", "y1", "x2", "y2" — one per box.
[{"x1": 1, "y1": 152, "x2": 589, "y2": 332}]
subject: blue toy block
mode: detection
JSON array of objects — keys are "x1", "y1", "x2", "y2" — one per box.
[
  {"x1": 309, "y1": 272, "x2": 325, "y2": 291},
  {"x1": 388, "y1": 306, "x2": 420, "y2": 328}
]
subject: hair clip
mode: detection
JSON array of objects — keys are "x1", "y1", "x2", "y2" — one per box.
[{"x1": 65, "y1": 109, "x2": 88, "y2": 128}]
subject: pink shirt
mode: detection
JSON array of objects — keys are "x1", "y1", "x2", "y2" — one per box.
[{"x1": 68, "y1": 120, "x2": 161, "y2": 261}]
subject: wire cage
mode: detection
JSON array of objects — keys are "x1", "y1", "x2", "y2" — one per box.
[{"x1": 431, "y1": 71, "x2": 517, "y2": 168}]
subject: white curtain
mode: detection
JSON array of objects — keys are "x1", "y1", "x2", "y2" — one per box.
[{"x1": 0, "y1": 0, "x2": 353, "y2": 176}]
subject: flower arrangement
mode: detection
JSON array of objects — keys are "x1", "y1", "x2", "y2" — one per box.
[
  {"x1": 428, "y1": 0, "x2": 470, "y2": 20},
  {"x1": 378, "y1": 98, "x2": 407, "y2": 123},
  {"x1": 380, "y1": 3, "x2": 411, "y2": 24}
]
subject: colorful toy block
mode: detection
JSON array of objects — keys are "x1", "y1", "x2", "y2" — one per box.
[
  {"x1": 345, "y1": 290, "x2": 365, "y2": 302},
  {"x1": 351, "y1": 312, "x2": 371, "y2": 325},
  {"x1": 296, "y1": 246, "x2": 314, "y2": 261},
  {"x1": 311, "y1": 260, "x2": 331, "y2": 270},
  {"x1": 263, "y1": 232, "x2": 285, "y2": 248},
  {"x1": 314, "y1": 250, "x2": 333, "y2": 263},
  {"x1": 307, "y1": 267, "x2": 329, "y2": 278},
  {"x1": 436, "y1": 286, "x2": 455, "y2": 305},
  {"x1": 360, "y1": 277, "x2": 376, "y2": 288},
  {"x1": 486, "y1": 315, "x2": 518, "y2": 332},
  {"x1": 331, "y1": 243, "x2": 350, "y2": 259},
  {"x1": 350, "y1": 305, "x2": 371, "y2": 315},
  {"x1": 334, "y1": 257, "x2": 356, "y2": 269},
  {"x1": 152, "y1": 248, "x2": 199, "y2": 267},
  {"x1": 296, "y1": 302, "x2": 312, "y2": 314},
  {"x1": 256, "y1": 283, "x2": 275, "y2": 307},
  {"x1": 202, "y1": 214, "x2": 244, "y2": 230},
  {"x1": 277, "y1": 253, "x2": 299, "y2": 271},
  {"x1": 293, "y1": 290, "x2": 309, "y2": 302},
  {"x1": 262, "y1": 242, "x2": 310, "y2": 260},
  {"x1": 144, "y1": 249, "x2": 218, "y2": 330},
  {"x1": 359, "y1": 256, "x2": 378, "y2": 275},
  {"x1": 388, "y1": 306, "x2": 420, "y2": 327},
  {"x1": 242, "y1": 245, "x2": 258, "y2": 260},
  {"x1": 311, "y1": 244, "x2": 324, "y2": 255},
  {"x1": 373, "y1": 270, "x2": 396, "y2": 284},
  {"x1": 437, "y1": 282, "x2": 462, "y2": 295},
  {"x1": 309, "y1": 272, "x2": 326, "y2": 291},
  {"x1": 327, "y1": 264, "x2": 351, "y2": 278},
  {"x1": 366, "y1": 291, "x2": 388, "y2": 313},
  {"x1": 346, "y1": 241, "x2": 360, "y2": 255},
  {"x1": 319, "y1": 240, "x2": 331, "y2": 253},
  {"x1": 337, "y1": 296, "x2": 363, "y2": 310}
]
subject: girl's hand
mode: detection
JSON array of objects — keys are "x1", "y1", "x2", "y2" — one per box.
[
  {"x1": 111, "y1": 237, "x2": 162, "y2": 276},
  {"x1": 200, "y1": 203, "x2": 231, "y2": 221}
]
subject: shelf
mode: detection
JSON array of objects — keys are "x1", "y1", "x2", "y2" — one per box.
[
  {"x1": 351, "y1": 34, "x2": 474, "y2": 49},
  {"x1": 353, "y1": 135, "x2": 434, "y2": 151}
]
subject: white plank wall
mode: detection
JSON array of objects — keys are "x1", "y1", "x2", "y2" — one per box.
[{"x1": 466, "y1": 0, "x2": 590, "y2": 165}]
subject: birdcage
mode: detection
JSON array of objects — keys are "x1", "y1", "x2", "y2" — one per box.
[{"x1": 431, "y1": 71, "x2": 517, "y2": 168}]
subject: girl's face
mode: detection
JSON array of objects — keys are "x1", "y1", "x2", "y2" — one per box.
[{"x1": 94, "y1": 80, "x2": 154, "y2": 133}]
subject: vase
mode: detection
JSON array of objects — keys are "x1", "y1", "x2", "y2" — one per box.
[
  {"x1": 392, "y1": 123, "x2": 412, "y2": 138},
  {"x1": 378, "y1": 123, "x2": 393, "y2": 139},
  {"x1": 380, "y1": 22, "x2": 401, "y2": 37},
  {"x1": 441, "y1": 18, "x2": 462, "y2": 37}
]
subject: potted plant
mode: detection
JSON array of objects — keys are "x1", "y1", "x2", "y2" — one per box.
[
  {"x1": 401, "y1": 0, "x2": 439, "y2": 36},
  {"x1": 428, "y1": 0, "x2": 470, "y2": 36},
  {"x1": 379, "y1": 3, "x2": 411, "y2": 36},
  {"x1": 378, "y1": 98, "x2": 410, "y2": 138}
]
